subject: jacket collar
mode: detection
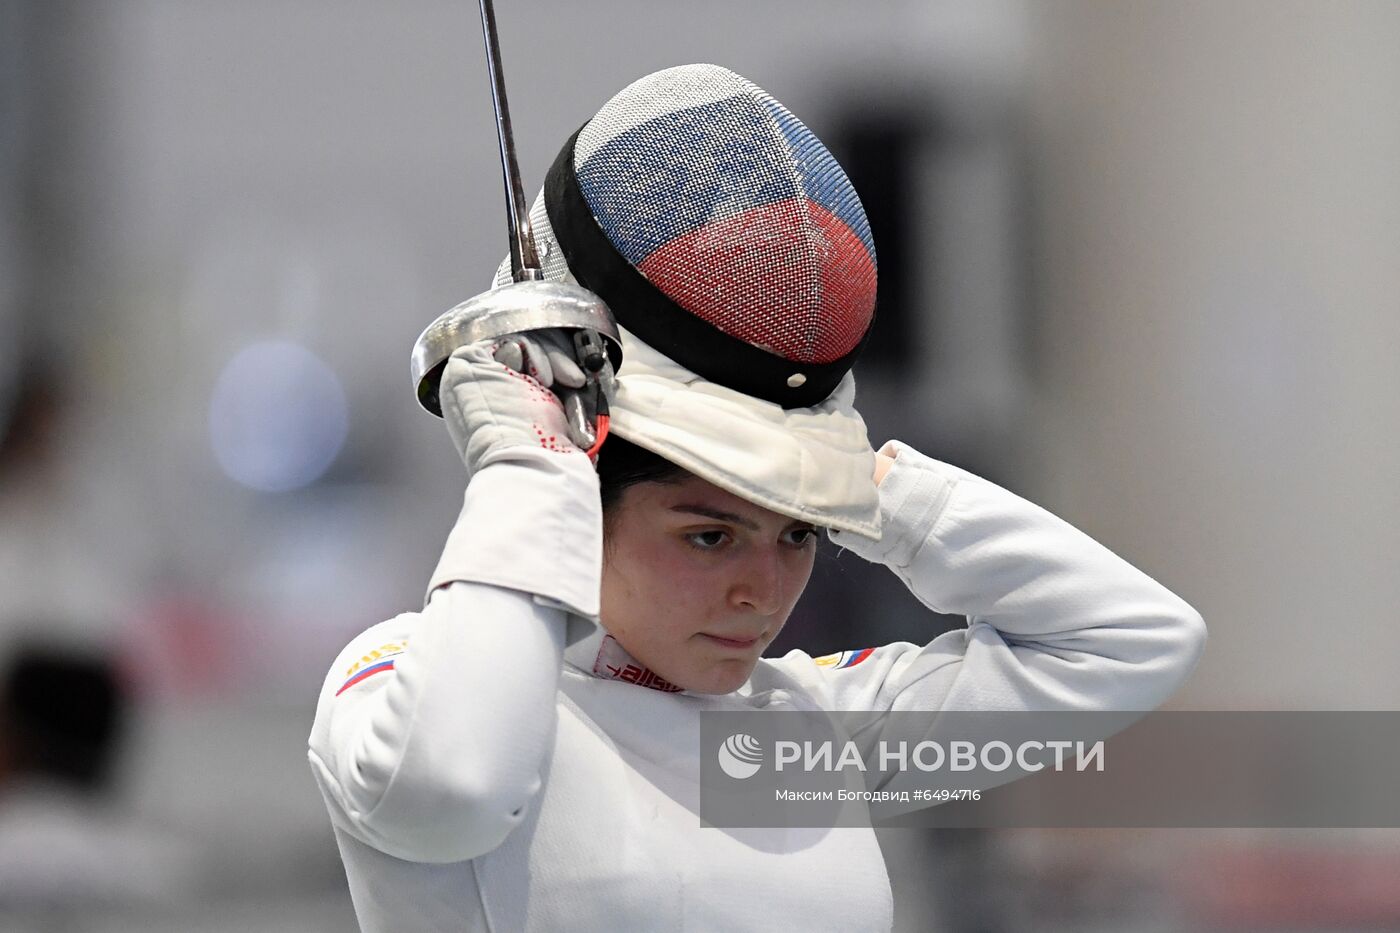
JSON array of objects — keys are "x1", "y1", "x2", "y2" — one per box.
[{"x1": 564, "y1": 624, "x2": 689, "y2": 694}]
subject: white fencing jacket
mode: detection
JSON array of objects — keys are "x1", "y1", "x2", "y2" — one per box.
[{"x1": 307, "y1": 441, "x2": 1206, "y2": 932}]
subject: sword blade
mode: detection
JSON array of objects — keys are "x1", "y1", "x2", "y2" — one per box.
[{"x1": 477, "y1": 0, "x2": 542, "y2": 281}]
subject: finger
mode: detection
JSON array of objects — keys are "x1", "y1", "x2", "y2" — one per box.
[
  {"x1": 535, "y1": 329, "x2": 587, "y2": 388},
  {"x1": 491, "y1": 339, "x2": 524, "y2": 373},
  {"x1": 533, "y1": 328, "x2": 573, "y2": 357},
  {"x1": 515, "y1": 334, "x2": 554, "y2": 387},
  {"x1": 546, "y1": 347, "x2": 586, "y2": 388}
]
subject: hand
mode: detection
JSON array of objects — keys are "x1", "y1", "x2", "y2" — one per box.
[
  {"x1": 440, "y1": 330, "x2": 588, "y2": 479},
  {"x1": 491, "y1": 331, "x2": 586, "y2": 393}
]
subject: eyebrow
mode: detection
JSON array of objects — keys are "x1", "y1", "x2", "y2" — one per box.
[{"x1": 667, "y1": 504, "x2": 762, "y2": 532}]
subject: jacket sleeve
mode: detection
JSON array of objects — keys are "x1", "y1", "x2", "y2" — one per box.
[
  {"x1": 776, "y1": 440, "x2": 1206, "y2": 715},
  {"x1": 306, "y1": 448, "x2": 602, "y2": 864}
]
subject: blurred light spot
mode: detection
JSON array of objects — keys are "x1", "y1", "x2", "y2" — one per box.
[{"x1": 208, "y1": 341, "x2": 348, "y2": 492}]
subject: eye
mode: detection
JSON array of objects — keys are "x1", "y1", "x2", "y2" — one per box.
[
  {"x1": 684, "y1": 530, "x2": 731, "y2": 551},
  {"x1": 783, "y1": 527, "x2": 819, "y2": 548}
]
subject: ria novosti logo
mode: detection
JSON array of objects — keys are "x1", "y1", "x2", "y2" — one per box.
[{"x1": 718, "y1": 733, "x2": 764, "y2": 779}]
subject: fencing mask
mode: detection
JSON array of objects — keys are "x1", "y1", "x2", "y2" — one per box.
[{"x1": 495, "y1": 63, "x2": 882, "y2": 537}]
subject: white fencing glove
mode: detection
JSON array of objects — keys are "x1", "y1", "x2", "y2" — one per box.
[{"x1": 440, "y1": 329, "x2": 588, "y2": 479}]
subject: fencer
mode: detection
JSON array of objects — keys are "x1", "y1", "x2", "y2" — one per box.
[{"x1": 307, "y1": 64, "x2": 1206, "y2": 932}]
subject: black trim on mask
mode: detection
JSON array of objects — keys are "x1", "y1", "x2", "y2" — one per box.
[{"x1": 543, "y1": 127, "x2": 874, "y2": 410}]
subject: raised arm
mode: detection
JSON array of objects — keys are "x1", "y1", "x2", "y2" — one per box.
[
  {"x1": 307, "y1": 336, "x2": 602, "y2": 863},
  {"x1": 800, "y1": 440, "x2": 1206, "y2": 714}
]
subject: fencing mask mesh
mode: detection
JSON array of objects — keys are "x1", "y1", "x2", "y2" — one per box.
[{"x1": 539, "y1": 63, "x2": 877, "y2": 409}]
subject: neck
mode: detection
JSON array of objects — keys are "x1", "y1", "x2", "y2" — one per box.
[{"x1": 564, "y1": 625, "x2": 685, "y2": 694}]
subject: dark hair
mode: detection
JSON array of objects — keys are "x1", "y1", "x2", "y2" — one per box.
[{"x1": 596, "y1": 436, "x2": 689, "y2": 515}]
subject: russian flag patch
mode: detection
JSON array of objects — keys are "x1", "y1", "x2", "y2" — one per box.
[
  {"x1": 813, "y1": 647, "x2": 875, "y2": 670},
  {"x1": 336, "y1": 660, "x2": 395, "y2": 696},
  {"x1": 335, "y1": 639, "x2": 409, "y2": 697}
]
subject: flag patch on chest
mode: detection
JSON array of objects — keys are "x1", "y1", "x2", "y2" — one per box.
[{"x1": 813, "y1": 647, "x2": 874, "y2": 670}]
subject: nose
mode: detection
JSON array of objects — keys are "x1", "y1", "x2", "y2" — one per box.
[{"x1": 727, "y1": 545, "x2": 787, "y2": 617}]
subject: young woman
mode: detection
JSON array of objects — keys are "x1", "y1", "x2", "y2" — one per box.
[{"x1": 308, "y1": 65, "x2": 1206, "y2": 932}]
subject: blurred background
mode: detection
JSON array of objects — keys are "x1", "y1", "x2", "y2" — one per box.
[{"x1": 2, "y1": 0, "x2": 1397, "y2": 929}]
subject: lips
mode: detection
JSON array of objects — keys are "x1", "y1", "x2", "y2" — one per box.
[{"x1": 702, "y1": 633, "x2": 761, "y2": 649}]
